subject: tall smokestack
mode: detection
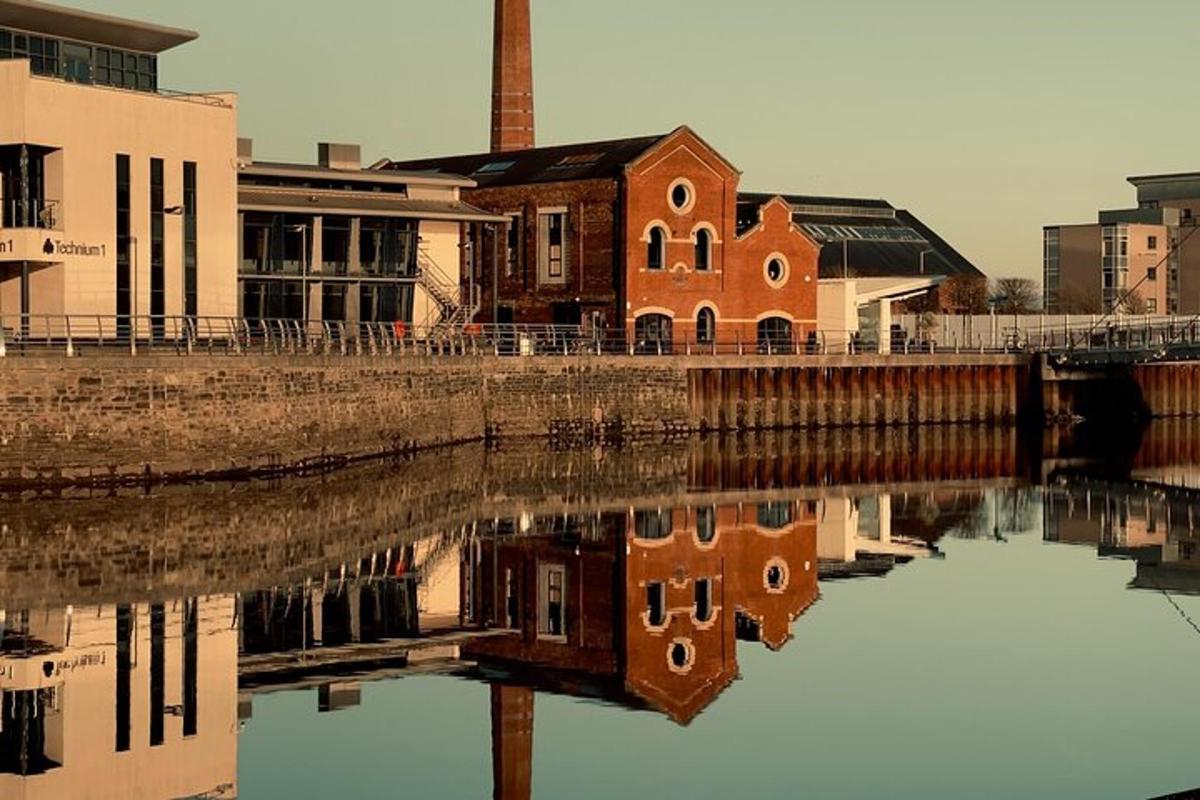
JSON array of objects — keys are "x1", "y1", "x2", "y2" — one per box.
[{"x1": 491, "y1": 0, "x2": 535, "y2": 153}]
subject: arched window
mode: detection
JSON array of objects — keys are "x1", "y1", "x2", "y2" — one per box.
[
  {"x1": 757, "y1": 501, "x2": 793, "y2": 529},
  {"x1": 647, "y1": 226, "x2": 666, "y2": 270},
  {"x1": 634, "y1": 314, "x2": 673, "y2": 354},
  {"x1": 694, "y1": 578, "x2": 713, "y2": 622},
  {"x1": 694, "y1": 228, "x2": 712, "y2": 271},
  {"x1": 757, "y1": 317, "x2": 793, "y2": 354},
  {"x1": 647, "y1": 582, "x2": 667, "y2": 627},
  {"x1": 696, "y1": 308, "x2": 716, "y2": 345},
  {"x1": 696, "y1": 505, "x2": 716, "y2": 543},
  {"x1": 634, "y1": 508, "x2": 672, "y2": 539}
]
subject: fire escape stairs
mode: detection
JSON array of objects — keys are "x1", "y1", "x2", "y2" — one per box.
[{"x1": 415, "y1": 246, "x2": 480, "y2": 334}]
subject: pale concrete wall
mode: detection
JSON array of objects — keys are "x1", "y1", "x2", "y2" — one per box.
[
  {"x1": 817, "y1": 280, "x2": 857, "y2": 352},
  {"x1": 0, "y1": 60, "x2": 238, "y2": 322},
  {"x1": 416, "y1": 219, "x2": 464, "y2": 331}
]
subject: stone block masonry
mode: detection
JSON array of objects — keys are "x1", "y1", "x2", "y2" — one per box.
[{"x1": 0, "y1": 353, "x2": 1033, "y2": 486}]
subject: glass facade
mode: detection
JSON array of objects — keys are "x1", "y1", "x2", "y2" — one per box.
[
  {"x1": 149, "y1": 603, "x2": 165, "y2": 747},
  {"x1": 1101, "y1": 224, "x2": 1129, "y2": 312},
  {"x1": 0, "y1": 27, "x2": 157, "y2": 91},
  {"x1": 1042, "y1": 228, "x2": 1060, "y2": 313},
  {"x1": 183, "y1": 162, "x2": 198, "y2": 318},
  {"x1": 115, "y1": 155, "x2": 131, "y2": 327},
  {"x1": 150, "y1": 158, "x2": 165, "y2": 336},
  {"x1": 240, "y1": 214, "x2": 420, "y2": 324}
]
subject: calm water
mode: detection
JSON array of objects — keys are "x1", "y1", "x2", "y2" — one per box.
[{"x1": 2, "y1": 425, "x2": 1200, "y2": 799}]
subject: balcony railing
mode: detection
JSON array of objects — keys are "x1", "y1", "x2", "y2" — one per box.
[{"x1": 2, "y1": 199, "x2": 58, "y2": 230}]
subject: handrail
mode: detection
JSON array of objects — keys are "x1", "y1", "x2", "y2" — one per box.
[{"x1": 0, "y1": 314, "x2": 1029, "y2": 359}]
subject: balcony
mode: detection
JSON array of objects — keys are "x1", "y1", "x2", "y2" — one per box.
[{"x1": 2, "y1": 198, "x2": 59, "y2": 230}]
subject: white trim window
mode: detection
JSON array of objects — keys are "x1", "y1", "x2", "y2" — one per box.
[
  {"x1": 537, "y1": 208, "x2": 568, "y2": 285},
  {"x1": 538, "y1": 563, "x2": 566, "y2": 640}
]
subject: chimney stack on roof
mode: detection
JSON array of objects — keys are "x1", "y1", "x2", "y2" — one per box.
[
  {"x1": 318, "y1": 142, "x2": 362, "y2": 171},
  {"x1": 491, "y1": 0, "x2": 535, "y2": 153}
]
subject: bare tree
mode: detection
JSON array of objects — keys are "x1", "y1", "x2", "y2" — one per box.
[
  {"x1": 991, "y1": 278, "x2": 1042, "y2": 314},
  {"x1": 939, "y1": 275, "x2": 989, "y2": 314},
  {"x1": 1057, "y1": 285, "x2": 1102, "y2": 314},
  {"x1": 1117, "y1": 289, "x2": 1148, "y2": 315}
]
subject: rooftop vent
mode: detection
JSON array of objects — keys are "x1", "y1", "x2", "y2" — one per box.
[
  {"x1": 237, "y1": 137, "x2": 253, "y2": 166},
  {"x1": 318, "y1": 143, "x2": 361, "y2": 171}
]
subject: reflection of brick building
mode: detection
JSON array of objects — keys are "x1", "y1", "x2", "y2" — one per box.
[
  {"x1": 460, "y1": 501, "x2": 818, "y2": 723},
  {"x1": 382, "y1": 128, "x2": 820, "y2": 348}
]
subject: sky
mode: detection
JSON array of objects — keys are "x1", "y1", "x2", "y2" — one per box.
[{"x1": 72, "y1": 0, "x2": 1200, "y2": 281}]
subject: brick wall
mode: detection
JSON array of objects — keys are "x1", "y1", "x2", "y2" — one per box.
[{"x1": 466, "y1": 178, "x2": 619, "y2": 325}]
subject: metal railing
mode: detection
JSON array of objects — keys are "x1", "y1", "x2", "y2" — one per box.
[
  {"x1": 1005, "y1": 316, "x2": 1200, "y2": 359},
  {"x1": 2, "y1": 198, "x2": 58, "y2": 230},
  {"x1": 0, "y1": 315, "x2": 1029, "y2": 359}
]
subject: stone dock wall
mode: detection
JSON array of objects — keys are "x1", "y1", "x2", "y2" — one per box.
[
  {"x1": 0, "y1": 353, "x2": 1034, "y2": 484},
  {"x1": 0, "y1": 353, "x2": 1035, "y2": 485}
]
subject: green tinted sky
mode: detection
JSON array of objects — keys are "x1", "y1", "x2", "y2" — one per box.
[{"x1": 73, "y1": 0, "x2": 1200, "y2": 281}]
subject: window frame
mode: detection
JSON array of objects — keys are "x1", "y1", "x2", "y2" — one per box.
[
  {"x1": 537, "y1": 207, "x2": 568, "y2": 285},
  {"x1": 537, "y1": 563, "x2": 567, "y2": 641}
]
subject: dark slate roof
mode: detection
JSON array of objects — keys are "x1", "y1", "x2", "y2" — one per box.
[
  {"x1": 378, "y1": 134, "x2": 668, "y2": 189},
  {"x1": 238, "y1": 188, "x2": 506, "y2": 222},
  {"x1": 737, "y1": 192, "x2": 984, "y2": 279}
]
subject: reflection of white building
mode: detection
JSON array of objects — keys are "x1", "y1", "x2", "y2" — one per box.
[
  {"x1": 0, "y1": 598, "x2": 238, "y2": 799},
  {"x1": 414, "y1": 534, "x2": 463, "y2": 630},
  {"x1": 817, "y1": 496, "x2": 936, "y2": 562}
]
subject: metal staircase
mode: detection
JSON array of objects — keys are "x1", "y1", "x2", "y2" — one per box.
[{"x1": 415, "y1": 246, "x2": 480, "y2": 334}]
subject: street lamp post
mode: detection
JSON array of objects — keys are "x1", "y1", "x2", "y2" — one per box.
[
  {"x1": 130, "y1": 236, "x2": 138, "y2": 355},
  {"x1": 919, "y1": 248, "x2": 937, "y2": 275},
  {"x1": 288, "y1": 224, "x2": 308, "y2": 322}
]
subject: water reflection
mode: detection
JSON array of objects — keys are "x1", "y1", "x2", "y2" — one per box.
[
  {"x1": 0, "y1": 599, "x2": 237, "y2": 798},
  {"x1": 2, "y1": 423, "x2": 1200, "y2": 798}
]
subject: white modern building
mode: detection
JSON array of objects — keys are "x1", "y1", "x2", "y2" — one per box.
[{"x1": 0, "y1": 0, "x2": 239, "y2": 329}]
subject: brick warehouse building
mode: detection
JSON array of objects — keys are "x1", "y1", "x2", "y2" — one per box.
[
  {"x1": 376, "y1": 0, "x2": 983, "y2": 348},
  {"x1": 380, "y1": 126, "x2": 820, "y2": 350}
]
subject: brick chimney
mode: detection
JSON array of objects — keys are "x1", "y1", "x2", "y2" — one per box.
[{"x1": 491, "y1": 0, "x2": 535, "y2": 153}]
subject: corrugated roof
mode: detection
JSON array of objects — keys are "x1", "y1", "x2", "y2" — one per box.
[
  {"x1": 379, "y1": 133, "x2": 667, "y2": 188},
  {"x1": 238, "y1": 189, "x2": 507, "y2": 223}
]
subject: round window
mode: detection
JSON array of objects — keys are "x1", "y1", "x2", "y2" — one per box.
[
  {"x1": 667, "y1": 638, "x2": 696, "y2": 674},
  {"x1": 668, "y1": 179, "x2": 695, "y2": 214},
  {"x1": 766, "y1": 565, "x2": 785, "y2": 588},
  {"x1": 670, "y1": 642, "x2": 689, "y2": 668},
  {"x1": 764, "y1": 558, "x2": 790, "y2": 592},
  {"x1": 764, "y1": 255, "x2": 789, "y2": 288}
]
